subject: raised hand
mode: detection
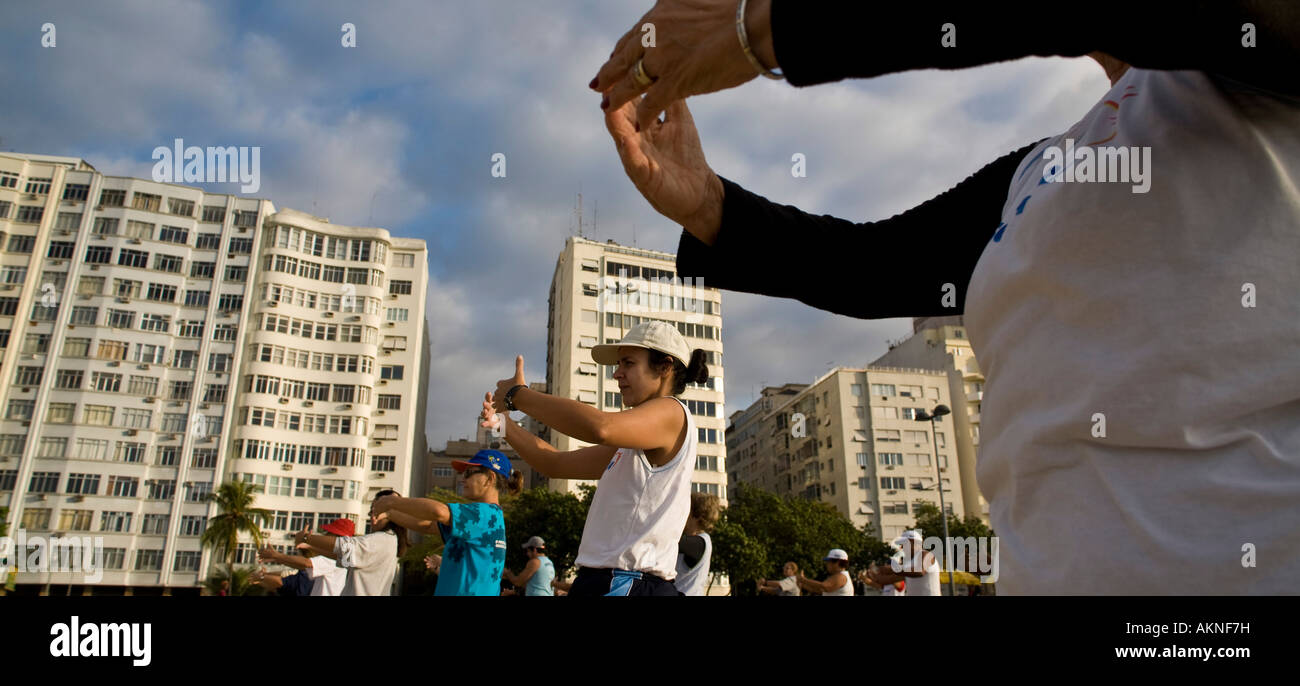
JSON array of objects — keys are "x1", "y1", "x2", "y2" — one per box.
[{"x1": 491, "y1": 355, "x2": 526, "y2": 413}]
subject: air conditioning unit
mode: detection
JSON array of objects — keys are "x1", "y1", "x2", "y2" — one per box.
[
  {"x1": 165, "y1": 433, "x2": 177, "y2": 440},
  {"x1": 388, "y1": 294, "x2": 397, "y2": 299},
  {"x1": 24, "y1": 193, "x2": 37, "y2": 200},
  {"x1": 266, "y1": 301, "x2": 277, "y2": 307},
  {"x1": 90, "y1": 265, "x2": 100, "y2": 270},
  {"x1": 381, "y1": 350, "x2": 390, "y2": 356},
  {"x1": 886, "y1": 465, "x2": 895, "y2": 470},
  {"x1": 238, "y1": 227, "x2": 247, "y2": 233},
  {"x1": 378, "y1": 380, "x2": 387, "y2": 385},
  {"x1": 78, "y1": 294, "x2": 91, "y2": 300},
  {"x1": 386, "y1": 322, "x2": 394, "y2": 327},
  {"x1": 375, "y1": 410, "x2": 385, "y2": 415},
  {"x1": 126, "y1": 429, "x2": 138, "y2": 436},
  {"x1": 344, "y1": 404, "x2": 352, "y2": 409},
  {"x1": 348, "y1": 316, "x2": 360, "y2": 322},
  {"x1": 280, "y1": 463, "x2": 293, "y2": 471},
  {"x1": 107, "y1": 361, "x2": 120, "y2": 367},
  {"x1": 144, "y1": 397, "x2": 156, "y2": 403},
  {"x1": 21, "y1": 420, "x2": 30, "y2": 427},
  {"x1": 303, "y1": 401, "x2": 313, "y2": 407},
  {"x1": 70, "y1": 495, "x2": 84, "y2": 502},
  {"x1": 227, "y1": 253, "x2": 236, "y2": 259},
  {"x1": 3, "y1": 284, "x2": 18, "y2": 291},
  {"x1": 129, "y1": 238, "x2": 142, "y2": 245},
  {"x1": 278, "y1": 397, "x2": 289, "y2": 404},
  {"x1": 887, "y1": 490, "x2": 898, "y2": 494},
  {"x1": 322, "y1": 312, "x2": 334, "y2": 318},
  {"x1": 374, "y1": 473, "x2": 386, "y2": 478},
  {"x1": 137, "y1": 363, "x2": 149, "y2": 370},
  {"x1": 94, "y1": 234, "x2": 106, "y2": 240},
  {"x1": 324, "y1": 467, "x2": 338, "y2": 474}
]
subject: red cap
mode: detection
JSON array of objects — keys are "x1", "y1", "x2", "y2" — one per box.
[{"x1": 322, "y1": 518, "x2": 355, "y2": 537}]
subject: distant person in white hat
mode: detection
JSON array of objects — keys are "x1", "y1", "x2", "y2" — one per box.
[
  {"x1": 798, "y1": 549, "x2": 854, "y2": 596},
  {"x1": 864, "y1": 530, "x2": 941, "y2": 596},
  {"x1": 504, "y1": 536, "x2": 556, "y2": 596},
  {"x1": 482, "y1": 320, "x2": 710, "y2": 596}
]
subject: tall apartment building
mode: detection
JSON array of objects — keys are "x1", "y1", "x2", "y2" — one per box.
[
  {"x1": 726, "y1": 366, "x2": 963, "y2": 542},
  {"x1": 0, "y1": 152, "x2": 428, "y2": 593},
  {"x1": 543, "y1": 237, "x2": 727, "y2": 501},
  {"x1": 871, "y1": 317, "x2": 987, "y2": 522}
]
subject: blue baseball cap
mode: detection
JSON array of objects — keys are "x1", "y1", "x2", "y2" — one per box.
[{"x1": 451, "y1": 449, "x2": 513, "y2": 479}]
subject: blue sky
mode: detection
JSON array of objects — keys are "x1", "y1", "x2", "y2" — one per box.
[{"x1": 0, "y1": 0, "x2": 1111, "y2": 448}]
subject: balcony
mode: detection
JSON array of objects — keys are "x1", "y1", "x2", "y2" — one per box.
[{"x1": 967, "y1": 390, "x2": 983, "y2": 402}]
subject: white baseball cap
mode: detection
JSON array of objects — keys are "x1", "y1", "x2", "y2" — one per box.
[
  {"x1": 894, "y1": 530, "x2": 923, "y2": 546},
  {"x1": 824, "y1": 548, "x2": 849, "y2": 561},
  {"x1": 521, "y1": 536, "x2": 545, "y2": 549},
  {"x1": 590, "y1": 321, "x2": 692, "y2": 367}
]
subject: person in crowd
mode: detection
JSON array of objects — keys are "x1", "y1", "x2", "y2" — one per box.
[
  {"x1": 255, "y1": 518, "x2": 352, "y2": 596},
  {"x1": 593, "y1": 0, "x2": 1299, "y2": 594},
  {"x1": 674, "y1": 492, "x2": 720, "y2": 596},
  {"x1": 373, "y1": 450, "x2": 521, "y2": 596},
  {"x1": 757, "y1": 561, "x2": 801, "y2": 596},
  {"x1": 481, "y1": 321, "x2": 707, "y2": 596},
  {"x1": 504, "y1": 536, "x2": 556, "y2": 596},
  {"x1": 295, "y1": 489, "x2": 408, "y2": 596},
  {"x1": 864, "y1": 530, "x2": 942, "y2": 596},
  {"x1": 797, "y1": 549, "x2": 854, "y2": 596}
]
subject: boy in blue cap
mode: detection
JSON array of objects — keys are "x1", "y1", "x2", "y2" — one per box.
[{"x1": 374, "y1": 449, "x2": 522, "y2": 596}]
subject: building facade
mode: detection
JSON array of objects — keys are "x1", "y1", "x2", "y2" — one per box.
[
  {"x1": 543, "y1": 237, "x2": 727, "y2": 502},
  {"x1": 726, "y1": 366, "x2": 963, "y2": 542},
  {"x1": 871, "y1": 317, "x2": 987, "y2": 522},
  {"x1": 0, "y1": 152, "x2": 428, "y2": 593}
]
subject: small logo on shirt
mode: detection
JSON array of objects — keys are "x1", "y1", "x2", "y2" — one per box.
[
  {"x1": 495, "y1": 540, "x2": 506, "y2": 549},
  {"x1": 606, "y1": 449, "x2": 623, "y2": 472}
]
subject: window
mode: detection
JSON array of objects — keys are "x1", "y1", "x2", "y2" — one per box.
[
  {"x1": 224, "y1": 265, "x2": 247, "y2": 282},
  {"x1": 15, "y1": 366, "x2": 43, "y2": 385},
  {"x1": 218, "y1": 294, "x2": 243, "y2": 311},
  {"x1": 184, "y1": 290, "x2": 209, "y2": 307},
  {"x1": 208, "y1": 353, "x2": 231, "y2": 372},
  {"x1": 7, "y1": 235, "x2": 36, "y2": 252},
  {"x1": 605, "y1": 392, "x2": 622, "y2": 408},
  {"x1": 5, "y1": 399, "x2": 33, "y2": 420},
  {"x1": 185, "y1": 481, "x2": 213, "y2": 502},
  {"x1": 172, "y1": 550, "x2": 202, "y2": 572},
  {"x1": 21, "y1": 508, "x2": 51, "y2": 530},
  {"x1": 77, "y1": 276, "x2": 104, "y2": 295},
  {"x1": 154, "y1": 253, "x2": 183, "y2": 273},
  {"x1": 119, "y1": 408, "x2": 151, "y2": 429},
  {"x1": 131, "y1": 192, "x2": 161, "y2": 211},
  {"x1": 108, "y1": 475, "x2": 139, "y2": 497},
  {"x1": 14, "y1": 207, "x2": 44, "y2": 224},
  {"x1": 124, "y1": 219, "x2": 154, "y2": 239},
  {"x1": 83, "y1": 404, "x2": 114, "y2": 426},
  {"x1": 373, "y1": 425, "x2": 398, "y2": 440},
  {"x1": 912, "y1": 453, "x2": 932, "y2": 467},
  {"x1": 99, "y1": 189, "x2": 126, "y2": 207},
  {"x1": 140, "y1": 313, "x2": 170, "y2": 333},
  {"x1": 0, "y1": 171, "x2": 17, "y2": 188},
  {"x1": 394, "y1": 253, "x2": 414, "y2": 268},
  {"x1": 875, "y1": 429, "x2": 901, "y2": 443},
  {"x1": 697, "y1": 428, "x2": 719, "y2": 444},
  {"x1": 380, "y1": 365, "x2": 403, "y2": 380},
  {"x1": 878, "y1": 452, "x2": 904, "y2": 466},
  {"x1": 93, "y1": 217, "x2": 119, "y2": 235},
  {"x1": 936, "y1": 432, "x2": 946, "y2": 448},
  {"x1": 871, "y1": 383, "x2": 896, "y2": 397},
  {"x1": 167, "y1": 198, "x2": 195, "y2": 217},
  {"x1": 92, "y1": 372, "x2": 122, "y2": 392},
  {"x1": 386, "y1": 307, "x2": 408, "y2": 322},
  {"x1": 179, "y1": 515, "x2": 206, "y2": 536},
  {"x1": 881, "y1": 477, "x2": 906, "y2": 490},
  {"x1": 377, "y1": 394, "x2": 401, "y2": 410},
  {"x1": 101, "y1": 512, "x2": 133, "y2": 533},
  {"x1": 65, "y1": 473, "x2": 101, "y2": 495},
  {"x1": 873, "y1": 406, "x2": 899, "y2": 419},
  {"x1": 117, "y1": 249, "x2": 148, "y2": 268},
  {"x1": 898, "y1": 384, "x2": 923, "y2": 398},
  {"x1": 161, "y1": 413, "x2": 188, "y2": 433},
  {"x1": 59, "y1": 509, "x2": 94, "y2": 531},
  {"x1": 38, "y1": 437, "x2": 67, "y2": 458},
  {"x1": 696, "y1": 455, "x2": 719, "y2": 471},
  {"x1": 46, "y1": 241, "x2": 74, "y2": 259},
  {"x1": 106, "y1": 309, "x2": 133, "y2": 328},
  {"x1": 389, "y1": 280, "x2": 412, "y2": 295},
  {"x1": 904, "y1": 430, "x2": 928, "y2": 444},
  {"x1": 192, "y1": 449, "x2": 218, "y2": 469},
  {"x1": 229, "y1": 237, "x2": 253, "y2": 253},
  {"x1": 145, "y1": 282, "x2": 177, "y2": 303},
  {"x1": 901, "y1": 407, "x2": 918, "y2": 420},
  {"x1": 179, "y1": 320, "x2": 203, "y2": 337},
  {"x1": 133, "y1": 343, "x2": 166, "y2": 364},
  {"x1": 190, "y1": 261, "x2": 215, "y2": 278},
  {"x1": 371, "y1": 455, "x2": 396, "y2": 471},
  {"x1": 201, "y1": 206, "x2": 226, "y2": 223},
  {"x1": 233, "y1": 210, "x2": 258, "y2": 227},
  {"x1": 134, "y1": 549, "x2": 165, "y2": 571},
  {"x1": 173, "y1": 349, "x2": 197, "y2": 369},
  {"x1": 156, "y1": 446, "x2": 179, "y2": 466},
  {"x1": 62, "y1": 183, "x2": 89, "y2": 201},
  {"x1": 29, "y1": 471, "x2": 60, "y2": 493}
]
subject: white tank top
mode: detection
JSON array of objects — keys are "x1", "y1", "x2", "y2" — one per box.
[
  {"x1": 906, "y1": 555, "x2": 941, "y2": 596},
  {"x1": 673, "y1": 531, "x2": 712, "y2": 596},
  {"x1": 824, "y1": 570, "x2": 854, "y2": 596},
  {"x1": 576, "y1": 397, "x2": 696, "y2": 580}
]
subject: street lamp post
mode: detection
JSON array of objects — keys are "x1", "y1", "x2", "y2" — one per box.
[{"x1": 915, "y1": 405, "x2": 954, "y2": 597}]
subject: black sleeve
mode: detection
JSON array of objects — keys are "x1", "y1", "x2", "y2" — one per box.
[
  {"x1": 678, "y1": 534, "x2": 706, "y2": 568},
  {"x1": 676, "y1": 140, "x2": 1043, "y2": 320},
  {"x1": 771, "y1": 1, "x2": 1300, "y2": 97}
]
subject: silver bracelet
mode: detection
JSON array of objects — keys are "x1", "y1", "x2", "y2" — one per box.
[{"x1": 736, "y1": 0, "x2": 783, "y2": 80}]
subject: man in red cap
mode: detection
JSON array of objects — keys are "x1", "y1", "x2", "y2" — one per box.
[{"x1": 256, "y1": 518, "x2": 353, "y2": 596}]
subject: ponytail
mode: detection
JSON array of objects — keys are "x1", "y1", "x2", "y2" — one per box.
[
  {"x1": 496, "y1": 469, "x2": 524, "y2": 496},
  {"x1": 648, "y1": 348, "x2": 711, "y2": 395}
]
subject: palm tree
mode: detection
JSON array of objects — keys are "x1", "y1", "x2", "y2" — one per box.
[{"x1": 200, "y1": 481, "x2": 271, "y2": 594}]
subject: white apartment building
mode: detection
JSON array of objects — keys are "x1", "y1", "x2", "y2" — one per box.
[
  {"x1": 727, "y1": 366, "x2": 963, "y2": 542},
  {"x1": 544, "y1": 237, "x2": 727, "y2": 502},
  {"x1": 872, "y1": 317, "x2": 987, "y2": 522},
  {"x1": 0, "y1": 152, "x2": 428, "y2": 594}
]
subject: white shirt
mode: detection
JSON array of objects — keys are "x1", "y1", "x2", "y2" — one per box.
[
  {"x1": 905, "y1": 555, "x2": 941, "y2": 597},
  {"x1": 334, "y1": 530, "x2": 398, "y2": 596},
  {"x1": 307, "y1": 555, "x2": 348, "y2": 596},
  {"x1": 674, "y1": 531, "x2": 712, "y2": 596},
  {"x1": 823, "y1": 570, "x2": 853, "y2": 596},
  {"x1": 966, "y1": 68, "x2": 1300, "y2": 594},
  {"x1": 576, "y1": 397, "x2": 696, "y2": 580},
  {"x1": 777, "y1": 576, "x2": 801, "y2": 596}
]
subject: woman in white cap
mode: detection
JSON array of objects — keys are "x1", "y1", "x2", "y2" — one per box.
[
  {"x1": 864, "y1": 530, "x2": 941, "y2": 596},
  {"x1": 504, "y1": 536, "x2": 556, "y2": 596},
  {"x1": 482, "y1": 320, "x2": 708, "y2": 596},
  {"x1": 798, "y1": 549, "x2": 855, "y2": 596}
]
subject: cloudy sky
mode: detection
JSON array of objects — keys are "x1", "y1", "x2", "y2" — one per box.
[{"x1": 0, "y1": 1, "x2": 1110, "y2": 447}]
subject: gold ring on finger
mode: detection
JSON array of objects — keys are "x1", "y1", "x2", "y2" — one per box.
[{"x1": 633, "y1": 58, "x2": 655, "y2": 88}]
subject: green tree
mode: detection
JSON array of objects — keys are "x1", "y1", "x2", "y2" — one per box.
[
  {"x1": 500, "y1": 484, "x2": 594, "y2": 578},
  {"x1": 910, "y1": 502, "x2": 995, "y2": 572},
  {"x1": 200, "y1": 481, "x2": 271, "y2": 593},
  {"x1": 713, "y1": 485, "x2": 895, "y2": 595},
  {"x1": 202, "y1": 564, "x2": 267, "y2": 596}
]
